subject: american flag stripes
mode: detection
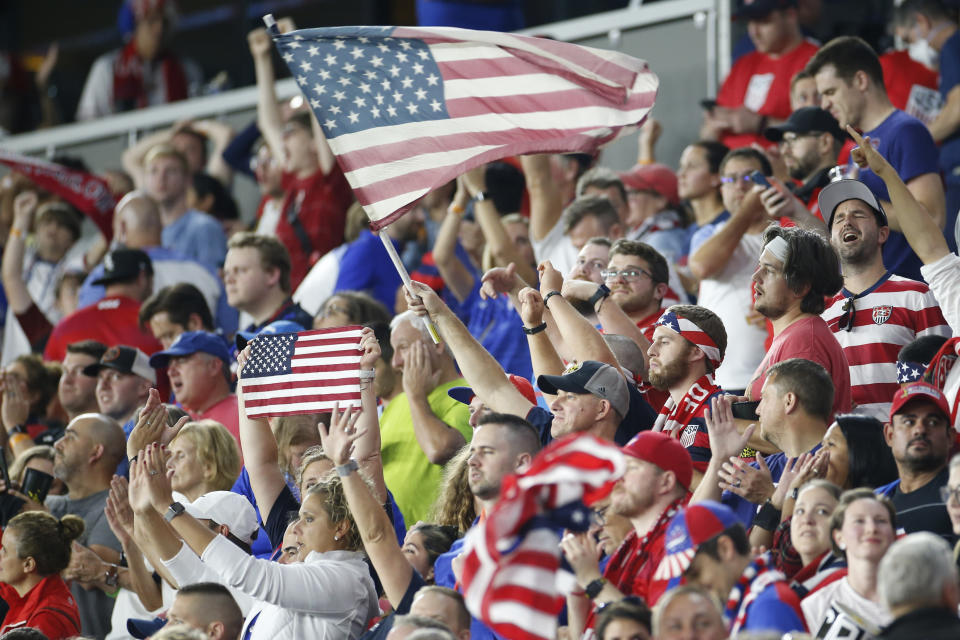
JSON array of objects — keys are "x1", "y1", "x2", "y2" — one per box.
[
  {"x1": 270, "y1": 24, "x2": 658, "y2": 229},
  {"x1": 655, "y1": 310, "x2": 723, "y2": 371},
  {"x1": 460, "y1": 434, "x2": 625, "y2": 640},
  {"x1": 240, "y1": 326, "x2": 363, "y2": 418}
]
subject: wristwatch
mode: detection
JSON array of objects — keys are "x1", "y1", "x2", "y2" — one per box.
[
  {"x1": 587, "y1": 284, "x2": 611, "y2": 310},
  {"x1": 164, "y1": 501, "x2": 186, "y2": 523},
  {"x1": 336, "y1": 459, "x2": 360, "y2": 477},
  {"x1": 585, "y1": 577, "x2": 607, "y2": 600},
  {"x1": 104, "y1": 563, "x2": 119, "y2": 588},
  {"x1": 474, "y1": 191, "x2": 489, "y2": 202}
]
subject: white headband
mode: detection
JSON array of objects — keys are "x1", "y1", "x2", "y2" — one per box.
[{"x1": 764, "y1": 235, "x2": 790, "y2": 263}]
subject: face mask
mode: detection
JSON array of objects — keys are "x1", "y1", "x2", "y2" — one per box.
[
  {"x1": 908, "y1": 37, "x2": 940, "y2": 68},
  {"x1": 907, "y1": 22, "x2": 948, "y2": 69}
]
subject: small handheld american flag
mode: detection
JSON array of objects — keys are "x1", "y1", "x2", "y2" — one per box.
[{"x1": 240, "y1": 326, "x2": 364, "y2": 418}]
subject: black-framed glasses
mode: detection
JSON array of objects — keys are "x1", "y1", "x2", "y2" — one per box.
[
  {"x1": 839, "y1": 297, "x2": 856, "y2": 332},
  {"x1": 940, "y1": 485, "x2": 960, "y2": 505},
  {"x1": 601, "y1": 268, "x2": 653, "y2": 282}
]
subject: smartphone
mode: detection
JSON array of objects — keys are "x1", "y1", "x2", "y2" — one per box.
[
  {"x1": 700, "y1": 99, "x2": 718, "y2": 110},
  {"x1": 749, "y1": 170, "x2": 772, "y2": 189},
  {"x1": 731, "y1": 400, "x2": 761, "y2": 420}
]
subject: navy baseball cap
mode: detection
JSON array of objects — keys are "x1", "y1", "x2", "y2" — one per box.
[
  {"x1": 91, "y1": 248, "x2": 153, "y2": 286},
  {"x1": 764, "y1": 107, "x2": 845, "y2": 143},
  {"x1": 734, "y1": 0, "x2": 797, "y2": 20},
  {"x1": 537, "y1": 361, "x2": 629, "y2": 418},
  {"x1": 235, "y1": 319, "x2": 305, "y2": 351},
  {"x1": 127, "y1": 616, "x2": 166, "y2": 639},
  {"x1": 149, "y1": 331, "x2": 231, "y2": 368}
]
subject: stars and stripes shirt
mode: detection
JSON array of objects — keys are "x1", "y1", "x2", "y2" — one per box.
[{"x1": 823, "y1": 273, "x2": 950, "y2": 419}]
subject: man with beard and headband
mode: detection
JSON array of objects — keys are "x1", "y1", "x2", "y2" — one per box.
[
  {"x1": 561, "y1": 432, "x2": 692, "y2": 638},
  {"x1": 876, "y1": 382, "x2": 957, "y2": 543},
  {"x1": 821, "y1": 179, "x2": 950, "y2": 420},
  {"x1": 747, "y1": 226, "x2": 850, "y2": 422},
  {"x1": 646, "y1": 304, "x2": 727, "y2": 486},
  {"x1": 47, "y1": 413, "x2": 127, "y2": 638},
  {"x1": 762, "y1": 106, "x2": 846, "y2": 218}
]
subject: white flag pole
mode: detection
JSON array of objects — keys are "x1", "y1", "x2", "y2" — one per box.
[{"x1": 379, "y1": 232, "x2": 441, "y2": 344}]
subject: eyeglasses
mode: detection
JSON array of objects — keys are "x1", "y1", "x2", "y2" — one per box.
[
  {"x1": 839, "y1": 297, "x2": 856, "y2": 332},
  {"x1": 940, "y1": 485, "x2": 960, "y2": 505},
  {"x1": 601, "y1": 268, "x2": 653, "y2": 282},
  {"x1": 593, "y1": 505, "x2": 609, "y2": 526},
  {"x1": 720, "y1": 174, "x2": 754, "y2": 185}
]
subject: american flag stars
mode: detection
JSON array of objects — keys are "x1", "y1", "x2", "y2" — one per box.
[{"x1": 277, "y1": 30, "x2": 449, "y2": 137}]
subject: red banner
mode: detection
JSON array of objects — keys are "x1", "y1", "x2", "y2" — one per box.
[{"x1": 0, "y1": 150, "x2": 115, "y2": 241}]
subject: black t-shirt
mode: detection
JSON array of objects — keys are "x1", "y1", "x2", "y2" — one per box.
[
  {"x1": 359, "y1": 570, "x2": 427, "y2": 640},
  {"x1": 891, "y1": 467, "x2": 957, "y2": 545}
]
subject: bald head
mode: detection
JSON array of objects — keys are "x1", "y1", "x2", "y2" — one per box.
[
  {"x1": 73, "y1": 413, "x2": 126, "y2": 468},
  {"x1": 170, "y1": 583, "x2": 244, "y2": 640},
  {"x1": 116, "y1": 191, "x2": 163, "y2": 248}
]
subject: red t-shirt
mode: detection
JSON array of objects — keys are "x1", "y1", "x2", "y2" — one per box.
[
  {"x1": 879, "y1": 50, "x2": 940, "y2": 112},
  {"x1": 747, "y1": 315, "x2": 852, "y2": 419},
  {"x1": 43, "y1": 296, "x2": 163, "y2": 363},
  {"x1": 0, "y1": 574, "x2": 81, "y2": 639},
  {"x1": 276, "y1": 165, "x2": 354, "y2": 290},
  {"x1": 193, "y1": 394, "x2": 240, "y2": 446},
  {"x1": 717, "y1": 39, "x2": 820, "y2": 149}
]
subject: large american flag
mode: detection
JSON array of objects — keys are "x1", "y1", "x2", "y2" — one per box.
[
  {"x1": 270, "y1": 24, "x2": 658, "y2": 228},
  {"x1": 460, "y1": 434, "x2": 625, "y2": 640},
  {"x1": 239, "y1": 326, "x2": 363, "y2": 418}
]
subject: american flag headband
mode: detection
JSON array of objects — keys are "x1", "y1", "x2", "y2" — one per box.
[{"x1": 655, "y1": 311, "x2": 722, "y2": 371}]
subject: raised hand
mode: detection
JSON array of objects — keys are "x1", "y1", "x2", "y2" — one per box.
[
  {"x1": 105, "y1": 476, "x2": 135, "y2": 547},
  {"x1": 142, "y1": 444, "x2": 175, "y2": 515},
  {"x1": 247, "y1": 28, "x2": 272, "y2": 58},
  {"x1": 358, "y1": 326, "x2": 381, "y2": 370},
  {"x1": 12, "y1": 191, "x2": 38, "y2": 226},
  {"x1": 517, "y1": 287, "x2": 545, "y2": 327},
  {"x1": 538, "y1": 260, "x2": 564, "y2": 297},
  {"x1": 402, "y1": 279, "x2": 444, "y2": 317},
  {"x1": 703, "y1": 395, "x2": 755, "y2": 462},
  {"x1": 719, "y1": 452, "x2": 775, "y2": 504},
  {"x1": 560, "y1": 530, "x2": 602, "y2": 587},
  {"x1": 846, "y1": 125, "x2": 894, "y2": 180},
  {"x1": 480, "y1": 264, "x2": 519, "y2": 301},
  {"x1": 1, "y1": 373, "x2": 30, "y2": 434},
  {"x1": 317, "y1": 402, "x2": 365, "y2": 466},
  {"x1": 402, "y1": 341, "x2": 441, "y2": 398}
]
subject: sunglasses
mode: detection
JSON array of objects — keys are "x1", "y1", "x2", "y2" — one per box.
[{"x1": 839, "y1": 297, "x2": 855, "y2": 332}]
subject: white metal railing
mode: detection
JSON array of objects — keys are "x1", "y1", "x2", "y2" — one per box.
[{"x1": 1, "y1": 0, "x2": 729, "y2": 157}]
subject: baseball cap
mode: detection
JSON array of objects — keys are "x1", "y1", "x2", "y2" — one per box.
[
  {"x1": 448, "y1": 374, "x2": 538, "y2": 406},
  {"x1": 889, "y1": 381, "x2": 950, "y2": 423},
  {"x1": 235, "y1": 319, "x2": 306, "y2": 351},
  {"x1": 185, "y1": 491, "x2": 259, "y2": 545},
  {"x1": 733, "y1": 0, "x2": 797, "y2": 20},
  {"x1": 622, "y1": 431, "x2": 694, "y2": 490},
  {"x1": 91, "y1": 248, "x2": 153, "y2": 286},
  {"x1": 537, "y1": 361, "x2": 629, "y2": 418},
  {"x1": 149, "y1": 331, "x2": 231, "y2": 368},
  {"x1": 764, "y1": 107, "x2": 845, "y2": 143},
  {"x1": 818, "y1": 178, "x2": 889, "y2": 229},
  {"x1": 655, "y1": 501, "x2": 741, "y2": 582},
  {"x1": 82, "y1": 345, "x2": 157, "y2": 384},
  {"x1": 127, "y1": 616, "x2": 166, "y2": 639},
  {"x1": 619, "y1": 163, "x2": 679, "y2": 207}
]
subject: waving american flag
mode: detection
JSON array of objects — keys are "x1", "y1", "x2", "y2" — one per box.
[
  {"x1": 270, "y1": 24, "x2": 658, "y2": 228},
  {"x1": 460, "y1": 433, "x2": 625, "y2": 640}
]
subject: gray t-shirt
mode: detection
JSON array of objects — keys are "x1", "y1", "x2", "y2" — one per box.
[{"x1": 47, "y1": 490, "x2": 121, "y2": 640}]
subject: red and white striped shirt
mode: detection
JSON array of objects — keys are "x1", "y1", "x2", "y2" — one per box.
[{"x1": 823, "y1": 273, "x2": 951, "y2": 419}]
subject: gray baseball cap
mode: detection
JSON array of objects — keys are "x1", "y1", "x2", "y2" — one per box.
[
  {"x1": 537, "y1": 361, "x2": 629, "y2": 418},
  {"x1": 818, "y1": 178, "x2": 888, "y2": 229}
]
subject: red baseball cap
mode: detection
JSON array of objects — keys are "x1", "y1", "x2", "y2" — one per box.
[
  {"x1": 619, "y1": 163, "x2": 679, "y2": 207},
  {"x1": 621, "y1": 431, "x2": 693, "y2": 490},
  {"x1": 889, "y1": 382, "x2": 950, "y2": 423}
]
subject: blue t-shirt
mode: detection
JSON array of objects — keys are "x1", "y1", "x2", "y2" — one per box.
[
  {"x1": 334, "y1": 230, "x2": 403, "y2": 310},
  {"x1": 161, "y1": 209, "x2": 228, "y2": 273},
  {"x1": 940, "y1": 31, "x2": 960, "y2": 176},
  {"x1": 850, "y1": 110, "x2": 940, "y2": 281},
  {"x1": 458, "y1": 283, "x2": 533, "y2": 380}
]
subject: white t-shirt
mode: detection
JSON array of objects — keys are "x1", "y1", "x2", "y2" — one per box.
[
  {"x1": 691, "y1": 222, "x2": 766, "y2": 390},
  {"x1": 531, "y1": 217, "x2": 578, "y2": 275},
  {"x1": 920, "y1": 253, "x2": 960, "y2": 429},
  {"x1": 801, "y1": 577, "x2": 890, "y2": 636}
]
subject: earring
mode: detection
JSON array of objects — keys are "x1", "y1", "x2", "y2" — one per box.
[
  {"x1": 838, "y1": 542, "x2": 846, "y2": 551},
  {"x1": 334, "y1": 535, "x2": 339, "y2": 541}
]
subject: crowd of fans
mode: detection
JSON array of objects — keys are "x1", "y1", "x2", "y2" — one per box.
[{"x1": 6, "y1": 0, "x2": 960, "y2": 638}]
